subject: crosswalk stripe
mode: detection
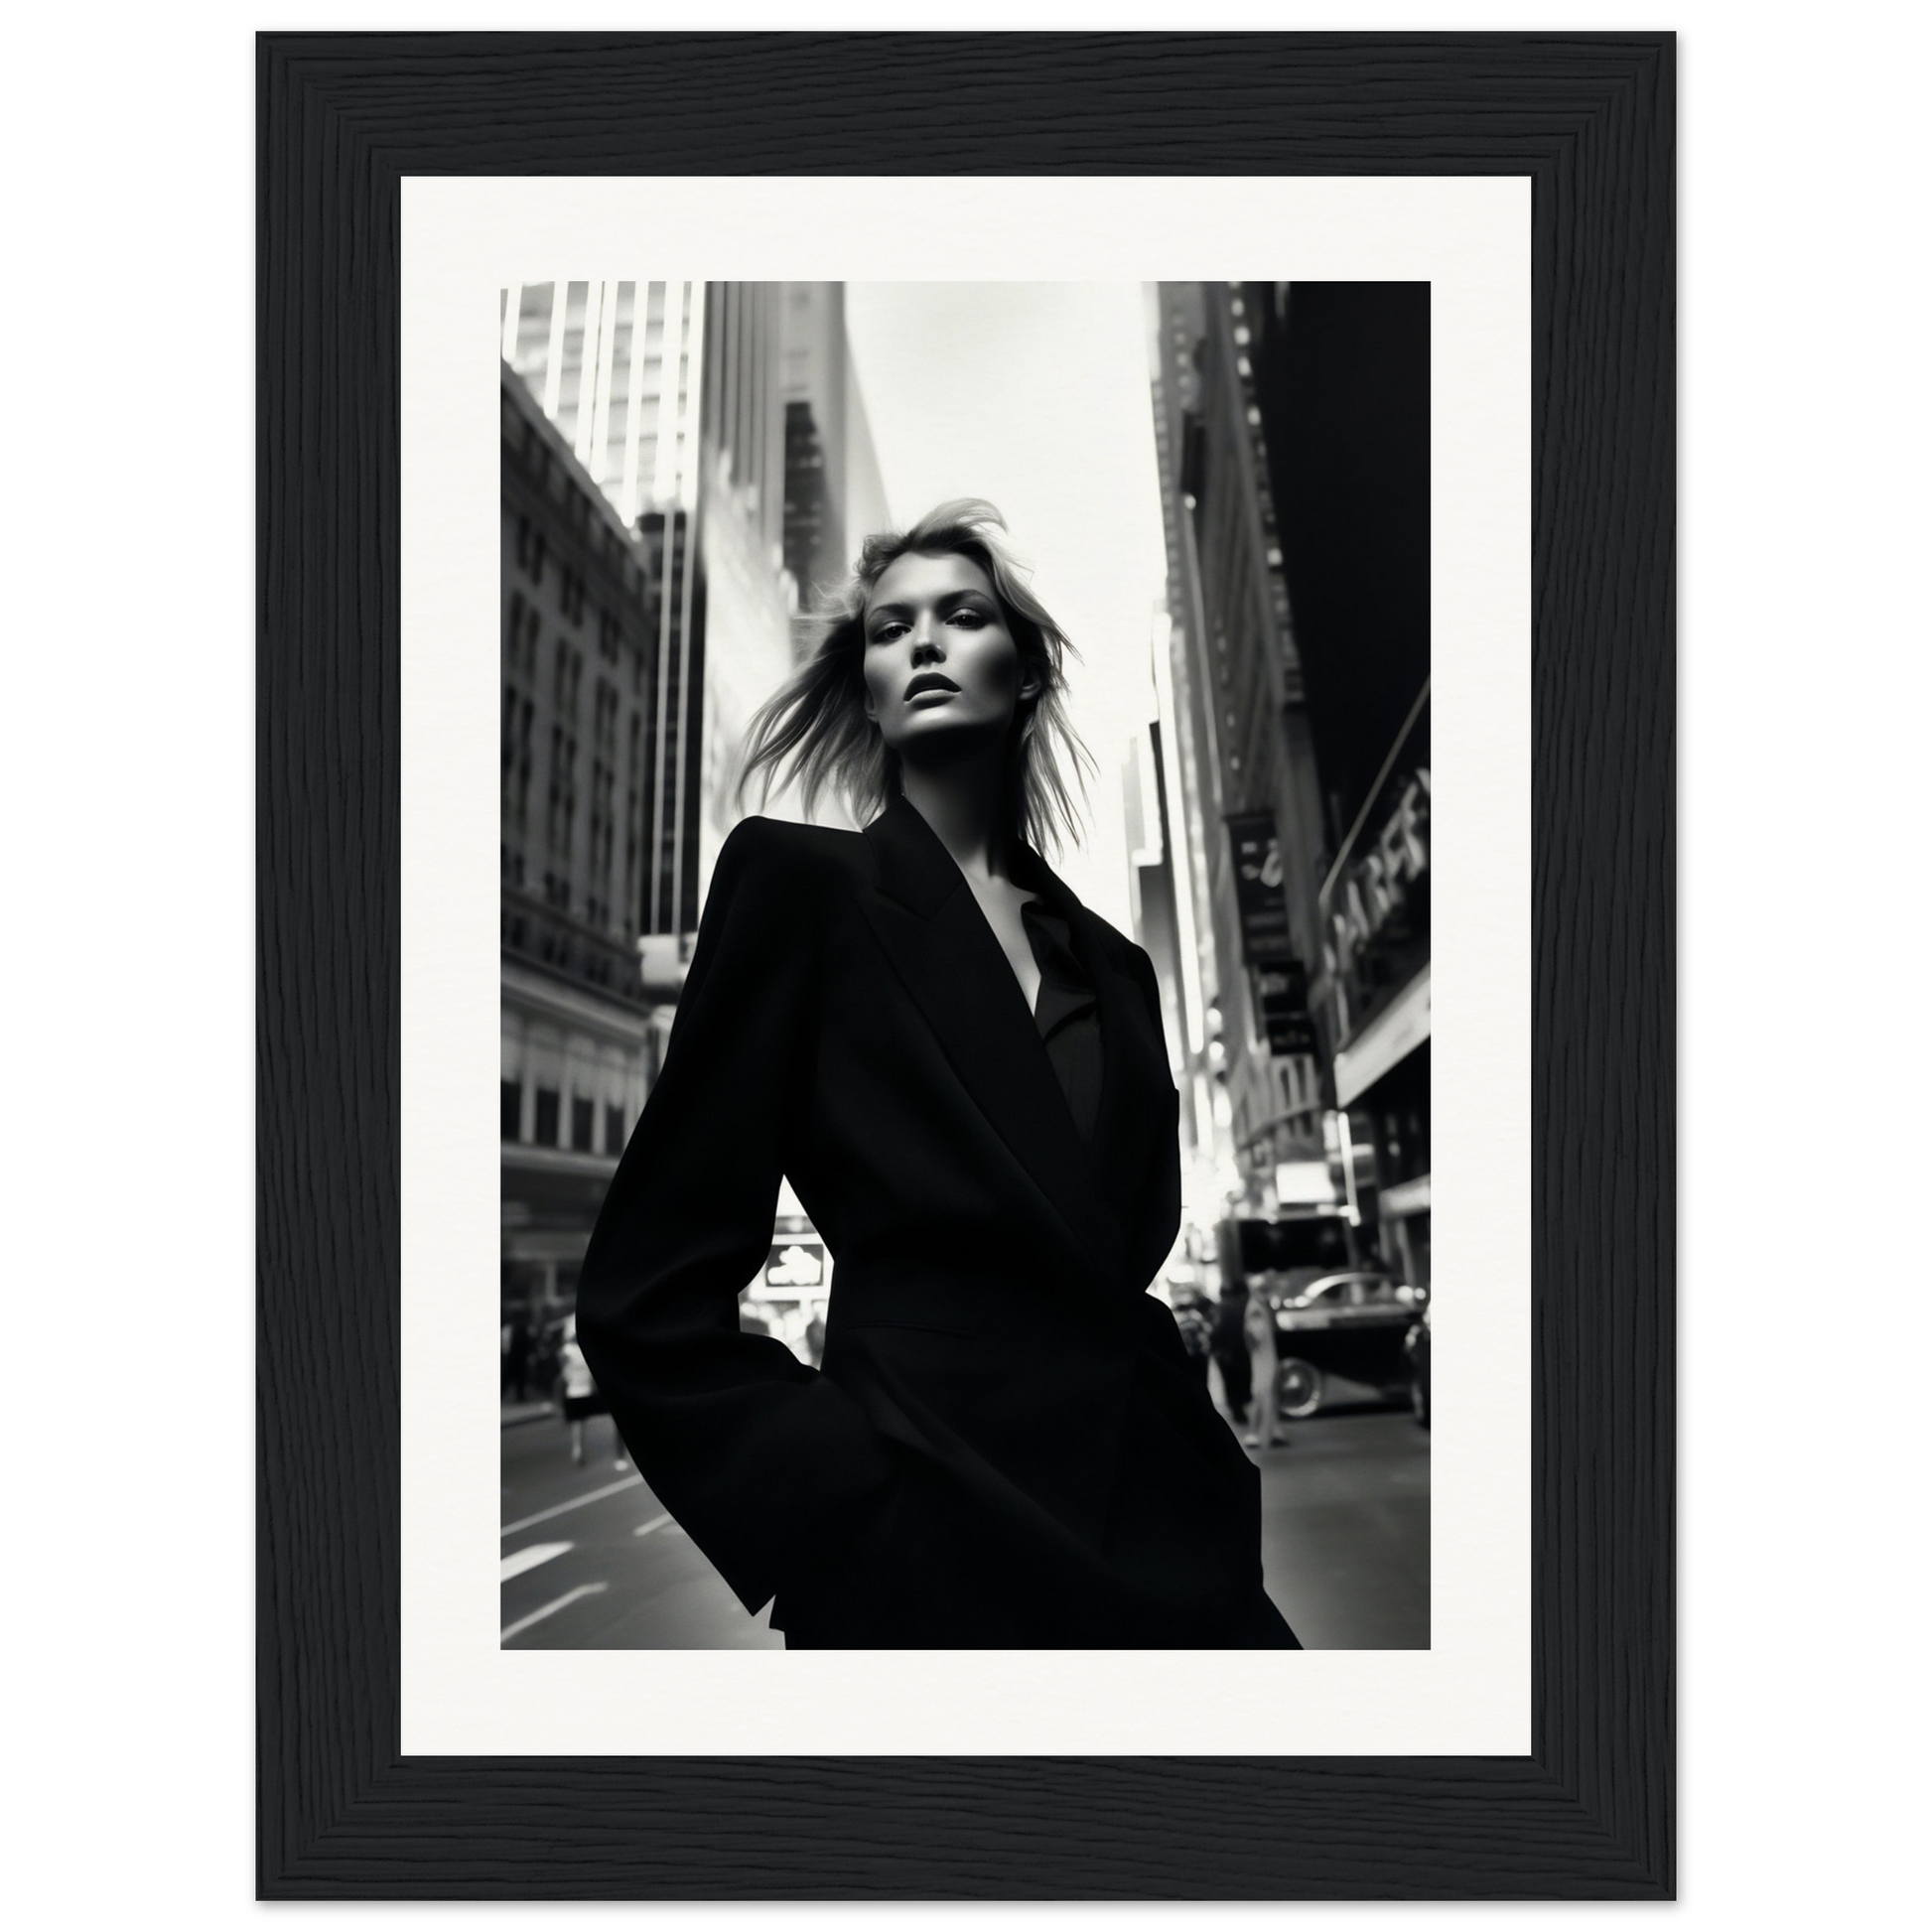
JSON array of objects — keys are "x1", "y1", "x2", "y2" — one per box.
[
  {"x1": 500, "y1": 1472, "x2": 643, "y2": 1538},
  {"x1": 632, "y1": 1513, "x2": 672, "y2": 1538},
  {"x1": 499, "y1": 1541, "x2": 571, "y2": 1583},
  {"x1": 500, "y1": 1582, "x2": 608, "y2": 1643}
]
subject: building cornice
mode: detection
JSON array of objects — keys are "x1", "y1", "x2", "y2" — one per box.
[
  {"x1": 501, "y1": 1143, "x2": 621, "y2": 1183},
  {"x1": 501, "y1": 359, "x2": 647, "y2": 557},
  {"x1": 501, "y1": 957, "x2": 656, "y2": 1039}
]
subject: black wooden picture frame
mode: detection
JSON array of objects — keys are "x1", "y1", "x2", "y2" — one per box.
[{"x1": 257, "y1": 31, "x2": 1673, "y2": 1899}]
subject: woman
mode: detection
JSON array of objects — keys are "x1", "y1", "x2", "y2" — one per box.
[
  {"x1": 1242, "y1": 1281, "x2": 1289, "y2": 1450},
  {"x1": 577, "y1": 500, "x2": 1298, "y2": 1648}
]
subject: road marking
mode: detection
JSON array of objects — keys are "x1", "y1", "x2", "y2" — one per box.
[
  {"x1": 499, "y1": 1541, "x2": 572, "y2": 1583},
  {"x1": 500, "y1": 1582, "x2": 608, "y2": 1644},
  {"x1": 500, "y1": 1472, "x2": 643, "y2": 1539},
  {"x1": 632, "y1": 1513, "x2": 672, "y2": 1537}
]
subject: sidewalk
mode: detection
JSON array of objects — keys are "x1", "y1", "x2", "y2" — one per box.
[{"x1": 501, "y1": 1397, "x2": 557, "y2": 1430}]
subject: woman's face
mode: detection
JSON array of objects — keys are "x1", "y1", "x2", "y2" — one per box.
[{"x1": 861, "y1": 550, "x2": 1038, "y2": 757}]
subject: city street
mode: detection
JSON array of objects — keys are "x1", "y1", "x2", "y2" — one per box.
[{"x1": 500, "y1": 1383, "x2": 1429, "y2": 1650}]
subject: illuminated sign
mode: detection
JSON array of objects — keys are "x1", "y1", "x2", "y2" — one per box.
[
  {"x1": 763, "y1": 1241, "x2": 825, "y2": 1289},
  {"x1": 1275, "y1": 1160, "x2": 1339, "y2": 1207},
  {"x1": 1252, "y1": 961, "x2": 1316, "y2": 1056},
  {"x1": 1324, "y1": 768, "x2": 1430, "y2": 988}
]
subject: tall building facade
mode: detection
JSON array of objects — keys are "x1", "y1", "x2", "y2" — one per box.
[
  {"x1": 503, "y1": 281, "x2": 889, "y2": 947},
  {"x1": 1146, "y1": 281, "x2": 1431, "y2": 1281},
  {"x1": 503, "y1": 280, "x2": 708, "y2": 951},
  {"x1": 1146, "y1": 283, "x2": 1329, "y2": 1224},
  {"x1": 778, "y1": 283, "x2": 893, "y2": 610},
  {"x1": 499, "y1": 366, "x2": 667, "y2": 1319},
  {"x1": 500, "y1": 281, "x2": 889, "y2": 1330},
  {"x1": 1253, "y1": 283, "x2": 1432, "y2": 1286}
]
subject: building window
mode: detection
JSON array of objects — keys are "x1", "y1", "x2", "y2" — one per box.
[
  {"x1": 571, "y1": 1096, "x2": 595, "y2": 1152},
  {"x1": 533, "y1": 1087, "x2": 560, "y2": 1146},
  {"x1": 500, "y1": 1080, "x2": 522, "y2": 1142},
  {"x1": 605, "y1": 1103, "x2": 625, "y2": 1154}
]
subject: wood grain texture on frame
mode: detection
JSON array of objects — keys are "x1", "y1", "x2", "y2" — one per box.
[{"x1": 257, "y1": 30, "x2": 1673, "y2": 1898}]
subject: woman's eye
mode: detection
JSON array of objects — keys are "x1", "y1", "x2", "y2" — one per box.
[{"x1": 948, "y1": 609, "x2": 986, "y2": 627}]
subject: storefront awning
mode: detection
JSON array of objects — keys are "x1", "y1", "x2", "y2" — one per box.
[{"x1": 1334, "y1": 964, "x2": 1430, "y2": 1108}]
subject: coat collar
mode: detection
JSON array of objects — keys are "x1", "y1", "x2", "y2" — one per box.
[
  {"x1": 863, "y1": 792, "x2": 1076, "y2": 918},
  {"x1": 858, "y1": 796, "x2": 1172, "y2": 1297}
]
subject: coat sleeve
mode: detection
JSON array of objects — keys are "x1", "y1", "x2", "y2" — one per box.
[{"x1": 575, "y1": 817, "x2": 895, "y2": 1616}]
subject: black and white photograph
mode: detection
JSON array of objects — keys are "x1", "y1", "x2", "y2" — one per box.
[
  {"x1": 494, "y1": 278, "x2": 1432, "y2": 1651},
  {"x1": 30, "y1": 4, "x2": 1932, "y2": 1917}
]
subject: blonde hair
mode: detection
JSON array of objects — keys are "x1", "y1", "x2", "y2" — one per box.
[{"x1": 738, "y1": 499, "x2": 1094, "y2": 856}]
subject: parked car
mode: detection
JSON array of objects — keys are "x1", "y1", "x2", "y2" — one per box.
[{"x1": 1264, "y1": 1271, "x2": 1429, "y2": 1418}]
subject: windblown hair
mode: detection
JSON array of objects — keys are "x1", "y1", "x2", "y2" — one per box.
[{"x1": 737, "y1": 499, "x2": 1095, "y2": 857}]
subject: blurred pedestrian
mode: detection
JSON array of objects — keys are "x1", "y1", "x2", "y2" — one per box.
[
  {"x1": 558, "y1": 1313, "x2": 627, "y2": 1469},
  {"x1": 502, "y1": 1315, "x2": 531, "y2": 1403},
  {"x1": 1210, "y1": 1285, "x2": 1253, "y2": 1430},
  {"x1": 1243, "y1": 1284, "x2": 1288, "y2": 1449},
  {"x1": 530, "y1": 1318, "x2": 561, "y2": 1400}
]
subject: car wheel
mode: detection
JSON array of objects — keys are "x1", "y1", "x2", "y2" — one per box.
[
  {"x1": 1278, "y1": 1358, "x2": 1324, "y2": 1419},
  {"x1": 1411, "y1": 1371, "x2": 1431, "y2": 1430}
]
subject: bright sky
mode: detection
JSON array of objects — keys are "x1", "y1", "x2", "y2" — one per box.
[{"x1": 844, "y1": 283, "x2": 1170, "y2": 934}]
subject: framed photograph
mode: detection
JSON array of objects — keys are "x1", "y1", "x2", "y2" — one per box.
[{"x1": 259, "y1": 31, "x2": 1672, "y2": 1898}]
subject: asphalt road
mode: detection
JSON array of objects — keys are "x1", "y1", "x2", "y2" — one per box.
[{"x1": 499, "y1": 1384, "x2": 1430, "y2": 1650}]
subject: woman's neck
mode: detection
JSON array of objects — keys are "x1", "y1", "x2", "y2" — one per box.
[{"x1": 897, "y1": 754, "x2": 1015, "y2": 885}]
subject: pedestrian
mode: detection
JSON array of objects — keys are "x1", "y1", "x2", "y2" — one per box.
[
  {"x1": 1243, "y1": 1282, "x2": 1289, "y2": 1450},
  {"x1": 557, "y1": 1313, "x2": 627, "y2": 1470},
  {"x1": 529, "y1": 1318, "x2": 561, "y2": 1401},
  {"x1": 1209, "y1": 1283, "x2": 1254, "y2": 1432},
  {"x1": 577, "y1": 500, "x2": 1298, "y2": 1649},
  {"x1": 504, "y1": 1314, "x2": 531, "y2": 1403}
]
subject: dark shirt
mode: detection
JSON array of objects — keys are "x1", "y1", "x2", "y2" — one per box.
[{"x1": 1021, "y1": 897, "x2": 1103, "y2": 1143}]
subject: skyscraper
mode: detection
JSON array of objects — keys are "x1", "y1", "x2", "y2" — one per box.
[
  {"x1": 779, "y1": 283, "x2": 892, "y2": 614},
  {"x1": 502, "y1": 280, "x2": 704, "y2": 531},
  {"x1": 503, "y1": 280, "x2": 889, "y2": 938},
  {"x1": 1146, "y1": 282, "x2": 1328, "y2": 1216}
]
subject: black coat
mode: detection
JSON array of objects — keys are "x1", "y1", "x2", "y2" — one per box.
[{"x1": 577, "y1": 796, "x2": 1296, "y2": 1647}]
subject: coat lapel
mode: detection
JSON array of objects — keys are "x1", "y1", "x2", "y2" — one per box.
[
  {"x1": 858, "y1": 798, "x2": 1136, "y2": 1292},
  {"x1": 1061, "y1": 897, "x2": 1173, "y2": 1240}
]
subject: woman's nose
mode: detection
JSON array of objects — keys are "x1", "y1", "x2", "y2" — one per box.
[{"x1": 910, "y1": 617, "x2": 944, "y2": 662}]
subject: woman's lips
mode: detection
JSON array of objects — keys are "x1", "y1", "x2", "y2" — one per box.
[{"x1": 903, "y1": 676, "x2": 960, "y2": 703}]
